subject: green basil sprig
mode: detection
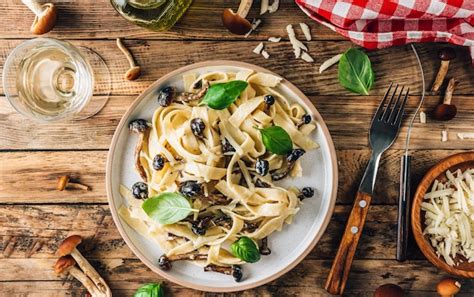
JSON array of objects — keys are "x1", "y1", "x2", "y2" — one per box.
[
  {"x1": 200, "y1": 80, "x2": 248, "y2": 110},
  {"x1": 133, "y1": 283, "x2": 164, "y2": 297},
  {"x1": 338, "y1": 48, "x2": 375, "y2": 95},
  {"x1": 142, "y1": 192, "x2": 196, "y2": 225},
  {"x1": 231, "y1": 236, "x2": 261, "y2": 263},
  {"x1": 258, "y1": 126, "x2": 293, "y2": 155}
]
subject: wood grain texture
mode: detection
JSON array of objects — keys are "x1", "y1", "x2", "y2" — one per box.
[
  {"x1": 0, "y1": 40, "x2": 472, "y2": 97},
  {"x1": 3, "y1": 95, "x2": 474, "y2": 150}
]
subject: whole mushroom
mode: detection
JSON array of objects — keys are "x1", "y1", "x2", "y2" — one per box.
[
  {"x1": 430, "y1": 48, "x2": 456, "y2": 94},
  {"x1": 373, "y1": 284, "x2": 404, "y2": 297},
  {"x1": 58, "y1": 235, "x2": 111, "y2": 297},
  {"x1": 116, "y1": 38, "x2": 141, "y2": 81},
  {"x1": 22, "y1": 0, "x2": 57, "y2": 35},
  {"x1": 129, "y1": 119, "x2": 151, "y2": 181},
  {"x1": 437, "y1": 278, "x2": 461, "y2": 297},
  {"x1": 55, "y1": 256, "x2": 100, "y2": 297},
  {"x1": 222, "y1": 0, "x2": 254, "y2": 35},
  {"x1": 432, "y1": 78, "x2": 458, "y2": 121}
]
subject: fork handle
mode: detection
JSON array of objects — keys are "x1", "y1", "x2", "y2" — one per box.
[
  {"x1": 397, "y1": 154, "x2": 411, "y2": 261},
  {"x1": 325, "y1": 191, "x2": 372, "y2": 295}
]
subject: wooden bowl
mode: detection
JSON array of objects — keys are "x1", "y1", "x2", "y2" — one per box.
[{"x1": 412, "y1": 151, "x2": 474, "y2": 278}]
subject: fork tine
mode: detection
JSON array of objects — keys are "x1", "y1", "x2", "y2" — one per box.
[
  {"x1": 393, "y1": 88, "x2": 409, "y2": 126},
  {"x1": 381, "y1": 84, "x2": 398, "y2": 122},
  {"x1": 373, "y1": 82, "x2": 393, "y2": 121},
  {"x1": 388, "y1": 86, "x2": 405, "y2": 123}
]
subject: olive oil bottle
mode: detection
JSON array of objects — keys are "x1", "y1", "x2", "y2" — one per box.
[{"x1": 111, "y1": 0, "x2": 192, "y2": 31}]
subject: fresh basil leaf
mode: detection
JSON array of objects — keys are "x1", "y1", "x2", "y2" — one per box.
[
  {"x1": 200, "y1": 80, "x2": 248, "y2": 110},
  {"x1": 338, "y1": 48, "x2": 375, "y2": 95},
  {"x1": 231, "y1": 236, "x2": 260, "y2": 263},
  {"x1": 142, "y1": 192, "x2": 195, "y2": 225},
  {"x1": 259, "y1": 126, "x2": 293, "y2": 155},
  {"x1": 133, "y1": 283, "x2": 164, "y2": 297}
]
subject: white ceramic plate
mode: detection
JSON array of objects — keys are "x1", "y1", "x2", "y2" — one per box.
[{"x1": 106, "y1": 61, "x2": 338, "y2": 292}]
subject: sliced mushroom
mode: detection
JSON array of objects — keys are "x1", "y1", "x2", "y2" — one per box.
[
  {"x1": 176, "y1": 82, "x2": 210, "y2": 102},
  {"x1": 255, "y1": 178, "x2": 271, "y2": 188},
  {"x1": 55, "y1": 256, "x2": 101, "y2": 297},
  {"x1": 222, "y1": 0, "x2": 254, "y2": 35},
  {"x1": 58, "y1": 235, "x2": 111, "y2": 297},
  {"x1": 204, "y1": 264, "x2": 243, "y2": 282},
  {"x1": 179, "y1": 180, "x2": 203, "y2": 198},
  {"x1": 191, "y1": 216, "x2": 213, "y2": 236},
  {"x1": 129, "y1": 119, "x2": 151, "y2": 181},
  {"x1": 259, "y1": 237, "x2": 271, "y2": 255},
  {"x1": 437, "y1": 278, "x2": 461, "y2": 297},
  {"x1": 158, "y1": 253, "x2": 207, "y2": 271},
  {"x1": 373, "y1": 284, "x2": 404, "y2": 297},
  {"x1": 430, "y1": 47, "x2": 456, "y2": 94},
  {"x1": 56, "y1": 175, "x2": 91, "y2": 191},
  {"x1": 432, "y1": 78, "x2": 458, "y2": 121},
  {"x1": 22, "y1": 0, "x2": 57, "y2": 35},
  {"x1": 116, "y1": 38, "x2": 141, "y2": 81},
  {"x1": 271, "y1": 149, "x2": 306, "y2": 181}
]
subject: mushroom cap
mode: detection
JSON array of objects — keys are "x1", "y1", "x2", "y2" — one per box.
[
  {"x1": 58, "y1": 235, "x2": 82, "y2": 256},
  {"x1": 433, "y1": 103, "x2": 457, "y2": 121},
  {"x1": 54, "y1": 255, "x2": 76, "y2": 274},
  {"x1": 437, "y1": 278, "x2": 461, "y2": 296},
  {"x1": 221, "y1": 8, "x2": 252, "y2": 35},
  {"x1": 373, "y1": 284, "x2": 404, "y2": 297},
  {"x1": 125, "y1": 66, "x2": 141, "y2": 81},
  {"x1": 31, "y1": 3, "x2": 58, "y2": 35},
  {"x1": 56, "y1": 175, "x2": 70, "y2": 191},
  {"x1": 438, "y1": 47, "x2": 456, "y2": 61}
]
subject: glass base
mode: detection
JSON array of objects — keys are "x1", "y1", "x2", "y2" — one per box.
[{"x1": 73, "y1": 46, "x2": 111, "y2": 120}]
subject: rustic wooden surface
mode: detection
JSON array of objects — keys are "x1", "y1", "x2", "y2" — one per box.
[{"x1": 0, "y1": 0, "x2": 473, "y2": 296}]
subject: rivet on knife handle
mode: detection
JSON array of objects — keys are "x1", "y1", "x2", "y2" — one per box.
[{"x1": 324, "y1": 191, "x2": 372, "y2": 295}]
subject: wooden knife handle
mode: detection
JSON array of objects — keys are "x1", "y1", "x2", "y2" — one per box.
[{"x1": 325, "y1": 191, "x2": 372, "y2": 295}]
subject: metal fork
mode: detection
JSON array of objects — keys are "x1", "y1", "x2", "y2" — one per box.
[{"x1": 325, "y1": 83, "x2": 409, "y2": 295}]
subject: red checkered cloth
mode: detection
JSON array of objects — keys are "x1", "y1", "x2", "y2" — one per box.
[{"x1": 296, "y1": 0, "x2": 474, "y2": 62}]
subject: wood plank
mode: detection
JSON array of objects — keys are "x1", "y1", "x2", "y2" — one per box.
[
  {"x1": 0, "y1": 149, "x2": 470, "y2": 204},
  {"x1": 0, "y1": 0, "x2": 343, "y2": 41},
  {"x1": 0, "y1": 204, "x2": 439, "y2": 260},
  {"x1": 0, "y1": 40, "x2": 472, "y2": 96}
]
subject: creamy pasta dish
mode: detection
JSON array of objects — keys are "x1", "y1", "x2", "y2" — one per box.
[{"x1": 119, "y1": 69, "x2": 319, "y2": 281}]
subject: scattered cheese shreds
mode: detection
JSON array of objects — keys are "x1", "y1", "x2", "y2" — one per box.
[
  {"x1": 261, "y1": 50, "x2": 270, "y2": 59},
  {"x1": 441, "y1": 130, "x2": 448, "y2": 142},
  {"x1": 260, "y1": 0, "x2": 269, "y2": 15},
  {"x1": 301, "y1": 52, "x2": 314, "y2": 63},
  {"x1": 294, "y1": 47, "x2": 301, "y2": 58},
  {"x1": 319, "y1": 53, "x2": 342, "y2": 73},
  {"x1": 268, "y1": 37, "x2": 281, "y2": 43},
  {"x1": 300, "y1": 23, "x2": 312, "y2": 41},
  {"x1": 420, "y1": 111, "x2": 426, "y2": 124},
  {"x1": 245, "y1": 19, "x2": 262, "y2": 38},
  {"x1": 253, "y1": 42, "x2": 264, "y2": 55},
  {"x1": 268, "y1": 0, "x2": 280, "y2": 13},
  {"x1": 286, "y1": 24, "x2": 308, "y2": 52},
  {"x1": 457, "y1": 133, "x2": 474, "y2": 140}
]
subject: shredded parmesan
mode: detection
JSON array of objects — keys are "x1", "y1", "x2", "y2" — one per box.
[
  {"x1": 299, "y1": 23, "x2": 311, "y2": 41},
  {"x1": 319, "y1": 54, "x2": 342, "y2": 73},
  {"x1": 268, "y1": 37, "x2": 281, "y2": 43},
  {"x1": 422, "y1": 169, "x2": 474, "y2": 266},
  {"x1": 260, "y1": 0, "x2": 269, "y2": 15},
  {"x1": 419, "y1": 111, "x2": 426, "y2": 124},
  {"x1": 441, "y1": 130, "x2": 448, "y2": 142},
  {"x1": 458, "y1": 133, "x2": 474, "y2": 140},
  {"x1": 301, "y1": 52, "x2": 314, "y2": 63},
  {"x1": 253, "y1": 43, "x2": 264, "y2": 55},
  {"x1": 268, "y1": 0, "x2": 279, "y2": 13},
  {"x1": 261, "y1": 50, "x2": 270, "y2": 59}
]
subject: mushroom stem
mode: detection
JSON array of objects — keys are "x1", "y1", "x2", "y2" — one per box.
[
  {"x1": 70, "y1": 248, "x2": 111, "y2": 297},
  {"x1": 116, "y1": 38, "x2": 141, "y2": 81},
  {"x1": 135, "y1": 132, "x2": 148, "y2": 181},
  {"x1": 204, "y1": 264, "x2": 243, "y2": 282},
  {"x1": 56, "y1": 175, "x2": 91, "y2": 191},
  {"x1": 443, "y1": 78, "x2": 458, "y2": 105},
  {"x1": 22, "y1": 0, "x2": 44, "y2": 16},
  {"x1": 431, "y1": 60, "x2": 450, "y2": 93},
  {"x1": 236, "y1": 0, "x2": 253, "y2": 17},
  {"x1": 69, "y1": 266, "x2": 102, "y2": 297}
]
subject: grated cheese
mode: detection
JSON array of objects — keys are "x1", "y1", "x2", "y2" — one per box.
[
  {"x1": 441, "y1": 130, "x2": 448, "y2": 142},
  {"x1": 261, "y1": 50, "x2": 270, "y2": 59},
  {"x1": 260, "y1": 0, "x2": 269, "y2": 15},
  {"x1": 253, "y1": 42, "x2": 264, "y2": 55},
  {"x1": 458, "y1": 133, "x2": 474, "y2": 140},
  {"x1": 319, "y1": 54, "x2": 342, "y2": 73},
  {"x1": 422, "y1": 168, "x2": 474, "y2": 266},
  {"x1": 268, "y1": 37, "x2": 281, "y2": 43},
  {"x1": 419, "y1": 111, "x2": 426, "y2": 124},
  {"x1": 299, "y1": 23, "x2": 312, "y2": 41},
  {"x1": 301, "y1": 52, "x2": 314, "y2": 63},
  {"x1": 268, "y1": 0, "x2": 279, "y2": 13}
]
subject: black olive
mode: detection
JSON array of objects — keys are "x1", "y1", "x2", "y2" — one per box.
[
  {"x1": 191, "y1": 216, "x2": 212, "y2": 236},
  {"x1": 128, "y1": 119, "x2": 149, "y2": 133},
  {"x1": 287, "y1": 148, "x2": 306, "y2": 163},
  {"x1": 152, "y1": 154, "x2": 166, "y2": 171},
  {"x1": 263, "y1": 95, "x2": 275, "y2": 105},
  {"x1": 302, "y1": 114, "x2": 312, "y2": 124},
  {"x1": 131, "y1": 182, "x2": 148, "y2": 199},
  {"x1": 232, "y1": 265, "x2": 243, "y2": 282},
  {"x1": 222, "y1": 138, "x2": 235, "y2": 153},
  {"x1": 255, "y1": 159, "x2": 269, "y2": 176},
  {"x1": 179, "y1": 181, "x2": 202, "y2": 198},
  {"x1": 193, "y1": 79, "x2": 202, "y2": 89},
  {"x1": 190, "y1": 118, "x2": 205, "y2": 138},
  {"x1": 157, "y1": 86, "x2": 175, "y2": 107},
  {"x1": 301, "y1": 187, "x2": 314, "y2": 198},
  {"x1": 158, "y1": 255, "x2": 172, "y2": 271}
]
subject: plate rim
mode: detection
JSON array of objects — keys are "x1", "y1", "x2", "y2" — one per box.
[{"x1": 106, "y1": 60, "x2": 338, "y2": 292}]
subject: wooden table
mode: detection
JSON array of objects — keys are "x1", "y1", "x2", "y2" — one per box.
[{"x1": 1, "y1": 1, "x2": 473, "y2": 296}]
